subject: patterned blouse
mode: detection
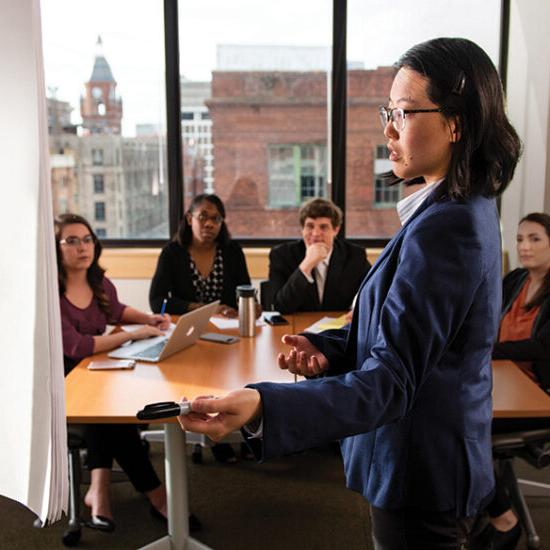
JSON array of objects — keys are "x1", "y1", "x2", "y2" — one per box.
[{"x1": 189, "y1": 247, "x2": 224, "y2": 304}]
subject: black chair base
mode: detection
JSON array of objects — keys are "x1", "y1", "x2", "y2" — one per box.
[{"x1": 493, "y1": 428, "x2": 550, "y2": 550}]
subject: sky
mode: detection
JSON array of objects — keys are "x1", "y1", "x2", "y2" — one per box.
[{"x1": 41, "y1": 0, "x2": 501, "y2": 136}]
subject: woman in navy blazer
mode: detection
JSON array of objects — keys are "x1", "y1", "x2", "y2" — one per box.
[{"x1": 179, "y1": 38, "x2": 521, "y2": 548}]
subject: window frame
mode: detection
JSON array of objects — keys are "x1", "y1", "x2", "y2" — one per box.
[{"x1": 99, "y1": 0, "x2": 509, "y2": 249}]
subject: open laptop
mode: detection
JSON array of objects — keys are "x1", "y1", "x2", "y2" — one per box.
[{"x1": 108, "y1": 300, "x2": 220, "y2": 362}]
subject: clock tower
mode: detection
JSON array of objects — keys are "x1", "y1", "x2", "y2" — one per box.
[{"x1": 81, "y1": 36, "x2": 123, "y2": 134}]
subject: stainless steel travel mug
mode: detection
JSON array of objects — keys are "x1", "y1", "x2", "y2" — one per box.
[{"x1": 236, "y1": 284, "x2": 256, "y2": 337}]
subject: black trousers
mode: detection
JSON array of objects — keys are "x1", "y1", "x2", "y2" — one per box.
[
  {"x1": 83, "y1": 424, "x2": 161, "y2": 494},
  {"x1": 370, "y1": 505, "x2": 476, "y2": 550}
]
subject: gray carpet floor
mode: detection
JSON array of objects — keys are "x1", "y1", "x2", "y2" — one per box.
[{"x1": 0, "y1": 443, "x2": 549, "y2": 549}]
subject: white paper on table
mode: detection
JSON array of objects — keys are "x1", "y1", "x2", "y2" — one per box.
[{"x1": 209, "y1": 316, "x2": 266, "y2": 330}]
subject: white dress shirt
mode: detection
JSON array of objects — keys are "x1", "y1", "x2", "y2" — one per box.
[{"x1": 300, "y1": 249, "x2": 333, "y2": 304}]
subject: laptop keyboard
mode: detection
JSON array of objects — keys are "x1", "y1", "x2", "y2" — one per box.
[{"x1": 133, "y1": 340, "x2": 167, "y2": 359}]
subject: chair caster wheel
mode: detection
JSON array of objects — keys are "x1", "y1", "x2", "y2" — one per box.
[
  {"x1": 62, "y1": 526, "x2": 82, "y2": 547},
  {"x1": 191, "y1": 444, "x2": 203, "y2": 464}
]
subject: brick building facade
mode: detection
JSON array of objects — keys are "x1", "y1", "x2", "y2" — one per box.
[{"x1": 206, "y1": 67, "x2": 413, "y2": 239}]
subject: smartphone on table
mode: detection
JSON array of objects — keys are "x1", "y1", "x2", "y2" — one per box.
[
  {"x1": 200, "y1": 332, "x2": 239, "y2": 344},
  {"x1": 265, "y1": 314, "x2": 289, "y2": 326}
]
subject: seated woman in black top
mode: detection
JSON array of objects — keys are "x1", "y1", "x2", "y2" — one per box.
[
  {"x1": 150, "y1": 193, "x2": 257, "y2": 462},
  {"x1": 150, "y1": 193, "x2": 253, "y2": 318},
  {"x1": 480, "y1": 213, "x2": 550, "y2": 549}
]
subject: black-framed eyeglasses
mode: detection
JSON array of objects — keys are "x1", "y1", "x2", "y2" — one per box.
[
  {"x1": 59, "y1": 235, "x2": 95, "y2": 247},
  {"x1": 379, "y1": 106, "x2": 443, "y2": 132},
  {"x1": 192, "y1": 212, "x2": 224, "y2": 225}
]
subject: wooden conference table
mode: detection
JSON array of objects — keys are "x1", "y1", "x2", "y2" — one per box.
[{"x1": 65, "y1": 312, "x2": 550, "y2": 549}]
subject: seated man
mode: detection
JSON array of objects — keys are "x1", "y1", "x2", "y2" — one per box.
[{"x1": 269, "y1": 198, "x2": 370, "y2": 313}]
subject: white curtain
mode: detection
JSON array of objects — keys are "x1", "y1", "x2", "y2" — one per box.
[{"x1": 0, "y1": 0, "x2": 68, "y2": 523}]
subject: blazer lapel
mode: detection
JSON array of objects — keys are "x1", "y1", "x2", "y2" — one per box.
[{"x1": 358, "y1": 186, "x2": 442, "y2": 292}]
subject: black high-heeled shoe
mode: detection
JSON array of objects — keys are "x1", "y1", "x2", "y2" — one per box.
[
  {"x1": 211, "y1": 443, "x2": 237, "y2": 463},
  {"x1": 85, "y1": 514, "x2": 116, "y2": 532},
  {"x1": 472, "y1": 520, "x2": 522, "y2": 550},
  {"x1": 240, "y1": 441, "x2": 255, "y2": 460},
  {"x1": 492, "y1": 522, "x2": 522, "y2": 550}
]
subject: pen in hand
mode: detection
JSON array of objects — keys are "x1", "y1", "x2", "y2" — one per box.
[{"x1": 160, "y1": 298, "x2": 167, "y2": 316}]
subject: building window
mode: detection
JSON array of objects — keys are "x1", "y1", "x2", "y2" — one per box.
[
  {"x1": 268, "y1": 144, "x2": 327, "y2": 208},
  {"x1": 345, "y1": 0, "x2": 501, "y2": 238},
  {"x1": 376, "y1": 145, "x2": 389, "y2": 160},
  {"x1": 95, "y1": 228, "x2": 107, "y2": 238},
  {"x1": 91, "y1": 148, "x2": 104, "y2": 166},
  {"x1": 179, "y1": 4, "x2": 330, "y2": 237},
  {"x1": 95, "y1": 201, "x2": 106, "y2": 221},
  {"x1": 374, "y1": 177, "x2": 401, "y2": 207},
  {"x1": 182, "y1": 111, "x2": 194, "y2": 120},
  {"x1": 93, "y1": 174, "x2": 104, "y2": 193}
]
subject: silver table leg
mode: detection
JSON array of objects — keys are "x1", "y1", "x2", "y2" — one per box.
[{"x1": 139, "y1": 423, "x2": 213, "y2": 550}]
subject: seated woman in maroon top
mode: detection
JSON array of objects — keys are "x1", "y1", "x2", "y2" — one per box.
[{"x1": 55, "y1": 213, "x2": 171, "y2": 532}]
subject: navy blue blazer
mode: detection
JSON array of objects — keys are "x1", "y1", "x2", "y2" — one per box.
[{"x1": 249, "y1": 189, "x2": 501, "y2": 517}]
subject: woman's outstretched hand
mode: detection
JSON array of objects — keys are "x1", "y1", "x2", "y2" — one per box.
[
  {"x1": 178, "y1": 389, "x2": 262, "y2": 441},
  {"x1": 277, "y1": 334, "x2": 329, "y2": 377}
]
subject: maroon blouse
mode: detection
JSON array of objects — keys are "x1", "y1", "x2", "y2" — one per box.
[{"x1": 60, "y1": 277, "x2": 126, "y2": 361}]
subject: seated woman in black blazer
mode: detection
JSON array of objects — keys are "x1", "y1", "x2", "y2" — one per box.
[
  {"x1": 480, "y1": 213, "x2": 550, "y2": 549},
  {"x1": 150, "y1": 193, "x2": 257, "y2": 462}
]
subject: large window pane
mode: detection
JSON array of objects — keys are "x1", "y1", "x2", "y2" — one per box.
[
  {"x1": 42, "y1": 0, "x2": 169, "y2": 238},
  {"x1": 346, "y1": 0, "x2": 502, "y2": 238},
  {"x1": 178, "y1": 0, "x2": 332, "y2": 238}
]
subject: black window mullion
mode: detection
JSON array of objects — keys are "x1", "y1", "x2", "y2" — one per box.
[
  {"x1": 164, "y1": 0, "x2": 184, "y2": 238},
  {"x1": 496, "y1": 0, "x2": 510, "y2": 215},
  {"x1": 331, "y1": 0, "x2": 347, "y2": 235}
]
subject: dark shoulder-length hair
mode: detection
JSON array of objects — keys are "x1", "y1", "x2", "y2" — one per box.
[
  {"x1": 175, "y1": 193, "x2": 231, "y2": 247},
  {"x1": 520, "y1": 213, "x2": 550, "y2": 310},
  {"x1": 386, "y1": 37, "x2": 521, "y2": 199},
  {"x1": 54, "y1": 213, "x2": 111, "y2": 319}
]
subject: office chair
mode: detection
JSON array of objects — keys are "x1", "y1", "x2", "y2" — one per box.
[
  {"x1": 492, "y1": 428, "x2": 550, "y2": 549},
  {"x1": 35, "y1": 427, "x2": 135, "y2": 547},
  {"x1": 259, "y1": 280, "x2": 274, "y2": 311},
  {"x1": 32, "y1": 428, "x2": 87, "y2": 546},
  {"x1": 62, "y1": 429, "x2": 87, "y2": 546}
]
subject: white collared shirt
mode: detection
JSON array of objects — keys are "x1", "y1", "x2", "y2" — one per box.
[{"x1": 396, "y1": 180, "x2": 443, "y2": 226}]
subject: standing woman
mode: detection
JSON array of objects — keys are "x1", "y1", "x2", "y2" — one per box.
[
  {"x1": 56, "y1": 213, "x2": 170, "y2": 531},
  {"x1": 484, "y1": 213, "x2": 550, "y2": 548},
  {"x1": 150, "y1": 193, "x2": 255, "y2": 318},
  {"x1": 178, "y1": 38, "x2": 522, "y2": 549},
  {"x1": 150, "y1": 194, "x2": 258, "y2": 462}
]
